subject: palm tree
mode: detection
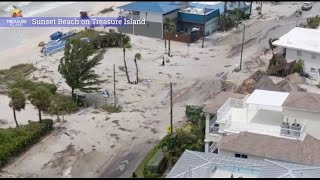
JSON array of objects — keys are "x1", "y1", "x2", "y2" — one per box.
[
  {"x1": 167, "y1": 21, "x2": 176, "y2": 56},
  {"x1": 164, "y1": 18, "x2": 171, "y2": 53},
  {"x1": 8, "y1": 88, "x2": 26, "y2": 127},
  {"x1": 29, "y1": 86, "x2": 52, "y2": 122},
  {"x1": 122, "y1": 42, "x2": 132, "y2": 83},
  {"x1": 134, "y1": 53, "x2": 141, "y2": 84}
]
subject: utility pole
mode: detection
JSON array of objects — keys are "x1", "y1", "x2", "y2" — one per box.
[
  {"x1": 113, "y1": 64, "x2": 116, "y2": 108},
  {"x1": 170, "y1": 82, "x2": 173, "y2": 134},
  {"x1": 202, "y1": 7, "x2": 206, "y2": 48},
  {"x1": 236, "y1": 1, "x2": 240, "y2": 28},
  {"x1": 239, "y1": 24, "x2": 245, "y2": 71}
]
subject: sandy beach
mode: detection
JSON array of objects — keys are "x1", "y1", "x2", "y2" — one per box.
[{"x1": 0, "y1": 1, "x2": 317, "y2": 178}]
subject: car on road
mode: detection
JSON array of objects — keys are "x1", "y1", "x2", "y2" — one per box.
[{"x1": 301, "y1": 2, "x2": 312, "y2": 11}]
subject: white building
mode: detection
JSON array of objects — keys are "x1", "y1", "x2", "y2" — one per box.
[
  {"x1": 166, "y1": 150, "x2": 320, "y2": 178},
  {"x1": 273, "y1": 27, "x2": 320, "y2": 83},
  {"x1": 204, "y1": 89, "x2": 320, "y2": 154}
]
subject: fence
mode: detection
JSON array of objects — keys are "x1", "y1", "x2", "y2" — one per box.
[{"x1": 165, "y1": 31, "x2": 203, "y2": 43}]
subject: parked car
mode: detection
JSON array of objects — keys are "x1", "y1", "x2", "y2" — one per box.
[{"x1": 301, "y1": 2, "x2": 312, "y2": 11}]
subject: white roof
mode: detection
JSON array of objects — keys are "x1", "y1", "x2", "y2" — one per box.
[
  {"x1": 245, "y1": 89, "x2": 289, "y2": 107},
  {"x1": 272, "y1": 27, "x2": 320, "y2": 54}
]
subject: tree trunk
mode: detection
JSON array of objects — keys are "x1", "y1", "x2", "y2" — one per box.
[
  {"x1": 168, "y1": 31, "x2": 171, "y2": 56},
  {"x1": 249, "y1": 1, "x2": 253, "y2": 15},
  {"x1": 38, "y1": 109, "x2": 42, "y2": 122},
  {"x1": 123, "y1": 48, "x2": 130, "y2": 83},
  {"x1": 223, "y1": 2, "x2": 227, "y2": 30},
  {"x1": 13, "y1": 109, "x2": 19, "y2": 127},
  {"x1": 134, "y1": 59, "x2": 139, "y2": 83},
  {"x1": 164, "y1": 30, "x2": 167, "y2": 53},
  {"x1": 260, "y1": 1, "x2": 263, "y2": 15},
  {"x1": 71, "y1": 88, "x2": 75, "y2": 100}
]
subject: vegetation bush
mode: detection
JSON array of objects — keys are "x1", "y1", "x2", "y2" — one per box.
[
  {"x1": 0, "y1": 119, "x2": 53, "y2": 167},
  {"x1": 73, "y1": 29, "x2": 130, "y2": 49},
  {"x1": 9, "y1": 79, "x2": 57, "y2": 95},
  {"x1": 307, "y1": 16, "x2": 320, "y2": 29},
  {"x1": 293, "y1": 60, "x2": 304, "y2": 73},
  {"x1": 101, "y1": 104, "x2": 122, "y2": 113},
  {"x1": 0, "y1": 64, "x2": 35, "y2": 86},
  {"x1": 48, "y1": 94, "x2": 79, "y2": 117},
  {"x1": 144, "y1": 148, "x2": 167, "y2": 177}
]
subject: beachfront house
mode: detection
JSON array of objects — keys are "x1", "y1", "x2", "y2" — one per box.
[
  {"x1": 117, "y1": 2, "x2": 186, "y2": 39},
  {"x1": 204, "y1": 89, "x2": 320, "y2": 153},
  {"x1": 177, "y1": 7, "x2": 220, "y2": 36},
  {"x1": 166, "y1": 150, "x2": 320, "y2": 178},
  {"x1": 189, "y1": 1, "x2": 249, "y2": 15},
  {"x1": 272, "y1": 27, "x2": 320, "y2": 84}
]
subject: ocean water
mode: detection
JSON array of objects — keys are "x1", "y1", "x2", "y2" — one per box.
[{"x1": 0, "y1": 2, "x2": 76, "y2": 17}]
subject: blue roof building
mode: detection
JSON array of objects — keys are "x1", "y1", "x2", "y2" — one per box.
[{"x1": 117, "y1": 2, "x2": 185, "y2": 39}]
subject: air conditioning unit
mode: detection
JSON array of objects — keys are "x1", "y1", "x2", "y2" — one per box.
[
  {"x1": 280, "y1": 121, "x2": 290, "y2": 136},
  {"x1": 290, "y1": 122, "x2": 301, "y2": 137}
]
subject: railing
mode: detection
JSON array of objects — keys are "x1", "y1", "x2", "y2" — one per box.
[
  {"x1": 224, "y1": 121, "x2": 306, "y2": 140},
  {"x1": 216, "y1": 96, "x2": 249, "y2": 123},
  {"x1": 209, "y1": 143, "x2": 216, "y2": 153}
]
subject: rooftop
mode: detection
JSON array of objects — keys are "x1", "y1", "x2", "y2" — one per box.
[
  {"x1": 216, "y1": 132, "x2": 320, "y2": 166},
  {"x1": 282, "y1": 91, "x2": 320, "y2": 113},
  {"x1": 167, "y1": 150, "x2": 320, "y2": 178},
  {"x1": 117, "y1": 2, "x2": 181, "y2": 15},
  {"x1": 203, "y1": 92, "x2": 247, "y2": 114},
  {"x1": 245, "y1": 89, "x2": 289, "y2": 107},
  {"x1": 272, "y1": 27, "x2": 320, "y2": 54}
]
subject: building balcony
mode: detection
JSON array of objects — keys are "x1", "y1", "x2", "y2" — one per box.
[{"x1": 215, "y1": 96, "x2": 306, "y2": 140}]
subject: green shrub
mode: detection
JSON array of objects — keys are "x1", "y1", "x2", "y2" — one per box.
[
  {"x1": 185, "y1": 105, "x2": 205, "y2": 124},
  {"x1": 0, "y1": 64, "x2": 35, "y2": 85},
  {"x1": 307, "y1": 16, "x2": 320, "y2": 29},
  {"x1": 144, "y1": 149, "x2": 167, "y2": 176},
  {"x1": 293, "y1": 60, "x2": 304, "y2": 73},
  {"x1": 101, "y1": 104, "x2": 122, "y2": 113},
  {"x1": 0, "y1": 119, "x2": 53, "y2": 167},
  {"x1": 9, "y1": 79, "x2": 57, "y2": 95},
  {"x1": 48, "y1": 94, "x2": 79, "y2": 116}
]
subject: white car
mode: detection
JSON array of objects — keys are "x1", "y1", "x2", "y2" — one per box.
[{"x1": 301, "y1": 2, "x2": 312, "y2": 11}]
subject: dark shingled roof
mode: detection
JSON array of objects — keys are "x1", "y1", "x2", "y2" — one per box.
[
  {"x1": 282, "y1": 91, "x2": 320, "y2": 112},
  {"x1": 217, "y1": 132, "x2": 320, "y2": 166}
]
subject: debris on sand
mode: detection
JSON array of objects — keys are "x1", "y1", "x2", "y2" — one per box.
[{"x1": 236, "y1": 70, "x2": 305, "y2": 94}]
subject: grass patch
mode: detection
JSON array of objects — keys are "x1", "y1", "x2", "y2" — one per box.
[
  {"x1": 101, "y1": 105, "x2": 122, "y2": 113},
  {"x1": 0, "y1": 119, "x2": 53, "y2": 167},
  {"x1": 0, "y1": 64, "x2": 36, "y2": 89},
  {"x1": 74, "y1": 29, "x2": 100, "y2": 41}
]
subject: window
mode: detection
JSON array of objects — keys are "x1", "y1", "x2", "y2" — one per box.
[
  {"x1": 241, "y1": 154, "x2": 248, "y2": 159},
  {"x1": 235, "y1": 153, "x2": 248, "y2": 159},
  {"x1": 312, "y1": 54, "x2": 317, "y2": 59},
  {"x1": 311, "y1": 68, "x2": 316, "y2": 74},
  {"x1": 297, "y1": 50, "x2": 302, "y2": 56}
]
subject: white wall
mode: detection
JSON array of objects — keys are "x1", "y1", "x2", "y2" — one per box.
[
  {"x1": 286, "y1": 48, "x2": 320, "y2": 81},
  {"x1": 146, "y1": 12, "x2": 163, "y2": 23},
  {"x1": 218, "y1": 149, "x2": 264, "y2": 161},
  {"x1": 163, "y1": 10, "x2": 179, "y2": 21},
  {"x1": 205, "y1": 17, "x2": 219, "y2": 35},
  {"x1": 283, "y1": 108, "x2": 320, "y2": 140}
]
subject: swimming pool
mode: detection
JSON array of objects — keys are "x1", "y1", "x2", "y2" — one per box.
[{"x1": 216, "y1": 165, "x2": 260, "y2": 176}]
